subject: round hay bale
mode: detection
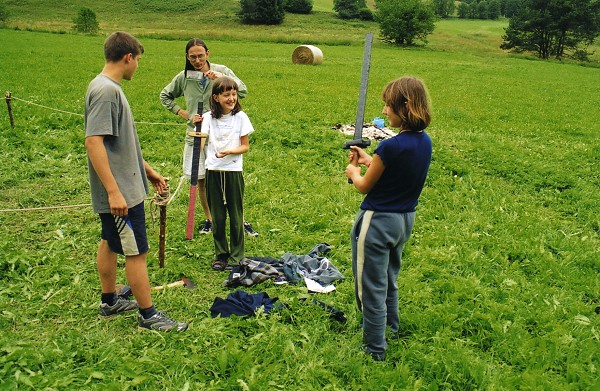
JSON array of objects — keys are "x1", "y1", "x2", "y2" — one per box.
[{"x1": 292, "y1": 45, "x2": 323, "y2": 65}]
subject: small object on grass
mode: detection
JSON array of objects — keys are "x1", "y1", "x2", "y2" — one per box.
[{"x1": 152, "y1": 277, "x2": 197, "y2": 290}]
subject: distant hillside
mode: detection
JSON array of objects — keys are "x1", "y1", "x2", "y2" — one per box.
[{"x1": 2, "y1": 0, "x2": 380, "y2": 45}]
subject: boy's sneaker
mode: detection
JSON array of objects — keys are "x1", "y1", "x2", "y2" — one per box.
[
  {"x1": 198, "y1": 220, "x2": 212, "y2": 234},
  {"x1": 98, "y1": 297, "x2": 139, "y2": 317},
  {"x1": 243, "y1": 222, "x2": 259, "y2": 237},
  {"x1": 138, "y1": 311, "x2": 188, "y2": 332}
]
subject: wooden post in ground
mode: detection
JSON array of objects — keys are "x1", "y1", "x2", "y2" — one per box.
[{"x1": 5, "y1": 91, "x2": 15, "y2": 128}]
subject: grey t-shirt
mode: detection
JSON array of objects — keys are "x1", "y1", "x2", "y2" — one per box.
[{"x1": 85, "y1": 74, "x2": 148, "y2": 213}]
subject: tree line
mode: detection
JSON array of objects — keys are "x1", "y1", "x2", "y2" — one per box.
[{"x1": 67, "y1": 0, "x2": 600, "y2": 62}]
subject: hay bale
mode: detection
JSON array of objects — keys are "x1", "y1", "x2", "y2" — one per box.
[{"x1": 292, "y1": 45, "x2": 323, "y2": 65}]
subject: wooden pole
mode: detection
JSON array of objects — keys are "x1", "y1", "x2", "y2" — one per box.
[
  {"x1": 158, "y1": 180, "x2": 169, "y2": 268},
  {"x1": 5, "y1": 91, "x2": 15, "y2": 128}
]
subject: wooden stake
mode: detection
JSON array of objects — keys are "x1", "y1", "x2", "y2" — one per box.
[{"x1": 5, "y1": 91, "x2": 15, "y2": 128}]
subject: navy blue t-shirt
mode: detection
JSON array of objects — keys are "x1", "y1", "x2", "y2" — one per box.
[{"x1": 361, "y1": 130, "x2": 432, "y2": 213}]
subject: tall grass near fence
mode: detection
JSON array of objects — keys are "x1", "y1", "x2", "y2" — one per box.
[{"x1": 0, "y1": 24, "x2": 599, "y2": 390}]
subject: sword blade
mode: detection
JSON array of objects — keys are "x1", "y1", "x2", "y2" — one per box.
[{"x1": 353, "y1": 32, "x2": 373, "y2": 141}]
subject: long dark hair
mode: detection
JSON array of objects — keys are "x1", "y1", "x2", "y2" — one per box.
[
  {"x1": 211, "y1": 77, "x2": 241, "y2": 119},
  {"x1": 184, "y1": 38, "x2": 208, "y2": 77}
]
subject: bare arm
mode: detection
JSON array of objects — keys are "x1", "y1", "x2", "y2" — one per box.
[
  {"x1": 144, "y1": 161, "x2": 167, "y2": 193},
  {"x1": 85, "y1": 135, "x2": 128, "y2": 216},
  {"x1": 345, "y1": 146, "x2": 385, "y2": 194},
  {"x1": 216, "y1": 135, "x2": 249, "y2": 158},
  {"x1": 160, "y1": 73, "x2": 186, "y2": 117}
]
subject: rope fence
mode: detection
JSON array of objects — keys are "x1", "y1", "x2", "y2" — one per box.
[
  {"x1": 2, "y1": 89, "x2": 191, "y2": 214},
  {"x1": 4, "y1": 91, "x2": 185, "y2": 128},
  {"x1": 0, "y1": 204, "x2": 92, "y2": 213},
  {"x1": 0, "y1": 177, "x2": 187, "y2": 214},
  {"x1": 3, "y1": 92, "x2": 192, "y2": 266}
]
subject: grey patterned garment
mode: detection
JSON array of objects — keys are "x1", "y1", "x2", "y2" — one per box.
[{"x1": 223, "y1": 243, "x2": 345, "y2": 287}]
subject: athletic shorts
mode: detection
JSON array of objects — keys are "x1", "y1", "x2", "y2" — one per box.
[
  {"x1": 183, "y1": 141, "x2": 206, "y2": 180},
  {"x1": 99, "y1": 202, "x2": 148, "y2": 256}
]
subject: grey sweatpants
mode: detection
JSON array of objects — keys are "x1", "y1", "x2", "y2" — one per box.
[
  {"x1": 206, "y1": 170, "x2": 245, "y2": 262},
  {"x1": 351, "y1": 209, "x2": 415, "y2": 356}
]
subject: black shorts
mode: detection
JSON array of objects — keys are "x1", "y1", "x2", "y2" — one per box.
[{"x1": 99, "y1": 202, "x2": 148, "y2": 256}]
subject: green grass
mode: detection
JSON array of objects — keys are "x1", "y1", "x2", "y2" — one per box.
[{"x1": 1, "y1": 3, "x2": 600, "y2": 390}]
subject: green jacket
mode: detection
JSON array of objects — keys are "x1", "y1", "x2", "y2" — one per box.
[{"x1": 160, "y1": 62, "x2": 248, "y2": 143}]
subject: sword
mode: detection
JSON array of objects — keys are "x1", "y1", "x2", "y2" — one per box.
[
  {"x1": 185, "y1": 102, "x2": 206, "y2": 240},
  {"x1": 344, "y1": 32, "x2": 373, "y2": 183}
]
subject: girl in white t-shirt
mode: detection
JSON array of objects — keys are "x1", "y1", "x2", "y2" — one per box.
[{"x1": 193, "y1": 77, "x2": 255, "y2": 271}]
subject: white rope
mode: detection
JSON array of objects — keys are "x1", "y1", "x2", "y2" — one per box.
[
  {"x1": 167, "y1": 176, "x2": 187, "y2": 205},
  {"x1": 3, "y1": 92, "x2": 191, "y2": 213},
  {"x1": 0, "y1": 204, "x2": 91, "y2": 213},
  {"x1": 11, "y1": 96, "x2": 84, "y2": 117},
  {"x1": 9, "y1": 95, "x2": 185, "y2": 127},
  {"x1": 0, "y1": 177, "x2": 188, "y2": 213}
]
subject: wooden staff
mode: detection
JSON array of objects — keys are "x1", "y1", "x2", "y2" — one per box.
[
  {"x1": 5, "y1": 91, "x2": 15, "y2": 128},
  {"x1": 158, "y1": 180, "x2": 169, "y2": 268}
]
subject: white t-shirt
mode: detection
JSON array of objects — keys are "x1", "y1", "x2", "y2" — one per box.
[{"x1": 202, "y1": 111, "x2": 254, "y2": 171}]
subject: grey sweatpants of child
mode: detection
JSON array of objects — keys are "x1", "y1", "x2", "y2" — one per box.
[{"x1": 351, "y1": 209, "x2": 415, "y2": 356}]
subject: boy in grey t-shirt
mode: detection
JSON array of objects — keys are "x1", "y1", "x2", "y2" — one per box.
[{"x1": 85, "y1": 31, "x2": 187, "y2": 332}]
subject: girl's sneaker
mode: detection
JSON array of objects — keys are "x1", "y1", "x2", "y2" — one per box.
[
  {"x1": 243, "y1": 222, "x2": 259, "y2": 237},
  {"x1": 198, "y1": 219, "x2": 212, "y2": 234}
]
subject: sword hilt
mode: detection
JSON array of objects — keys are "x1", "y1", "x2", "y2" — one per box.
[{"x1": 343, "y1": 138, "x2": 371, "y2": 149}]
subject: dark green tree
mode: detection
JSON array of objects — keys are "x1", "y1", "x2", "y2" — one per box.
[
  {"x1": 73, "y1": 7, "x2": 99, "y2": 34},
  {"x1": 488, "y1": 0, "x2": 501, "y2": 19},
  {"x1": 433, "y1": 0, "x2": 455, "y2": 17},
  {"x1": 458, "y1": 1, "x2": 470, "y2": 17},
  {"x1": 0, "y1": 3, "x2": 9, "y2": 25},
  {"x1": 500, "y1": 0, "x2": 523, "y2": 16},
  {"x1": 476, "y1": 0, "x2": 489, "y2": 18},
  {"x1": 334, "y1": 0, "x2": 367, "y2": 19},
  {"x1": 501, "y1": 0, "x2": 600, "y2": 59},
  {"x1": 375, "y1": 0, "x2": 436, "y2": 45},
  {"x1": 359, "y1": 7, "x2": 375, "y2": 20},
  {"x1": 285, "y1": 0, "x2": 313, "y2": 14},
  {"x1": 239, "y1": 0, "x2": 285, "y2": 24}
]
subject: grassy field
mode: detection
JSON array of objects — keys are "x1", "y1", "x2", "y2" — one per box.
[{"x1": 1, "y1": 1, "x2": 600, "y2": 390}]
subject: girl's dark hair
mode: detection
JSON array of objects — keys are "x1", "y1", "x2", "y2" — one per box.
[
  {"x1": 104, "y1": 31, "x2": 144, "y2": 62},
  {"x1": 184, "y1": 38, "x2": 208, "y2": 77},
  {"x1": 211, "y1": 77, "x2": 241, "y2": 119},
  {"x1": 382, "y1": 76, "x2": 431, "y2": 131}
]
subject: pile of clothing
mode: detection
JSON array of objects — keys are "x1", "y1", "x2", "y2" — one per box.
[{"x1": 223, "y1": 243, "x2": 344, "y2": 292}]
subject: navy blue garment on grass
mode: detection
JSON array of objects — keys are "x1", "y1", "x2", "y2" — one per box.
[{"x1": 210, "y1": 290, "x2": 279, "y2": 318}]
